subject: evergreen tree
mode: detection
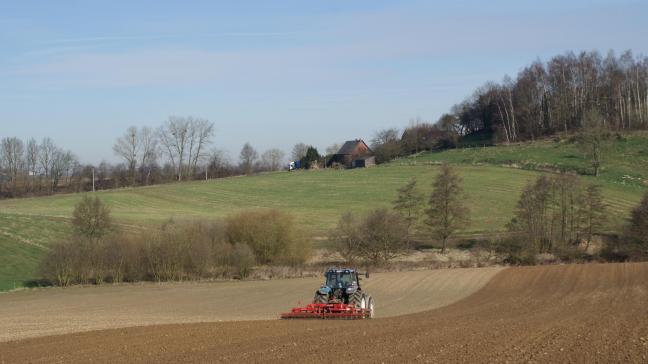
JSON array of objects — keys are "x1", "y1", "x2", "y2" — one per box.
[{"x1": 301, "y1": 146, "x2": 321, "y2": 169}]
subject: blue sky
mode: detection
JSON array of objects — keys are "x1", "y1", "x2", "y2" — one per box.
[{"x1": 1, "y1": 0, "x2": 647, "y2": 164}]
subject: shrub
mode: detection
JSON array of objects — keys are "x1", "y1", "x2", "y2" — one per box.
[
  {"x1": 329, "y1": 212, "x2": 364, "y2": 264},
  {"x1": 598, "y1": 192, "x2": 648, "y2": 262},
  {"x1": 72, "y1": 195, "x2": 112, "y2": 238},
  {"x1": 40, "y1": 220, "x2": 233, "y2": 285},
  {"x1": 229, "y1": 243, "x2": 255, "y2": 278},
  {"x1": 100, "y1": 232, "x2": 143, "y2": 283},
  {"x1": 330, "y1": 209, "x2": 409, "y2": 266},
  {"x1": 225, "y1": 210, "x2": 310, "y2": 265},
  {"x1": 494, "y1": 237, "x2": 536, "y2": 265},
  {"x1": 361, "y1": 208, "x2": 409, "y2": 264},
  {"x1": 624, "y1": 191, "x2": 648, "y2": 259},
  {"x1": 39, "y1": 212, "x2": 311, "y2": 287},
  {"x1": 39, "y1": 241, "x2": 78, "y2": 286}
]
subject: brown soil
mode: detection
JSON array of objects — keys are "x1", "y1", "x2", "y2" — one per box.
[
  {"x1": 0, "y1": 267, "x2": 501, "y2": 342},
  {"x1": 1, "y1": 263, "x2": 647, "y2": 363}
]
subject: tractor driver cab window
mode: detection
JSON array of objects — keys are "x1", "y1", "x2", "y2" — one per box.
[
  {"x1": 340, "y1": 273, "x2": 355, "y2": 286},
  {"x1": 326, "y1": 273, "x2": 338, "y2": 287}
]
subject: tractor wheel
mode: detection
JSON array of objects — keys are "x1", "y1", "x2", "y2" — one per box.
[
  {"x1": 313, "y1": 293, "x2": 328, "y2": 304},
  {"x1": 366, "y1": 295, "x2": 375, "y2": 318}
]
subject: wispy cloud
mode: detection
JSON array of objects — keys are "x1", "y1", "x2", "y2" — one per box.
[
  {"x1": 51, "y1": 35, "x2": 174, "y2": 44},
  {"x1": 50, "y1": 32, "x2": 301, "y2": 44}
]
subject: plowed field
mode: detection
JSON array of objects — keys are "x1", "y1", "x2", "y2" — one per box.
[
  {"x1": 0, "y1": 267, "x2": 502, "y2": 342},
  {"x1": 1, "y1": 263, "x2": 647, "y2": 363}
]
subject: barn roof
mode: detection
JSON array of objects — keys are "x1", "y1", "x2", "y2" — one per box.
[{"x1": 336, "y1": 139, "x2": 370, "y2": 155}]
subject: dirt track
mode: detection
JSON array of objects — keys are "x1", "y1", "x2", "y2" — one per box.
[
  {"x1": 2, "y1": 263, "x2": 647, "y2": 363},
  {"x1": 0, "y1": 267, "x2": 501, "y2": 342}
]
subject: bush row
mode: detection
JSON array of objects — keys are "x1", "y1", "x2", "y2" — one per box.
[{"x1": 40, "y1": 210, "x2": 310, "y2": 286}]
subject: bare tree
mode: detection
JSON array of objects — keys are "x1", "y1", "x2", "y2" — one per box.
[
  {"x1": 425, "y1": 164, "x2": 470, "y2": 253},
  {"x1": 393, "y1": 177, "x2": 424, "y2": 239},
  {"x1": 1, "y1": 137, "x2": 24, "y2": 191},
  {"x1": 158, "y1": 117, "x2": 189, "y2": 181},
  {"x1": 261, "y1": 148, "x2": 285, "y2": 171},
  {"x1": 239, "y1": 142, "x2": 258, "y2": 175},
  {"x1": 25, "y1": 138, "x2": 38, "y2": 191},
  {"x1": 113, "y1": 126, "x2": 140, "y2": 185},
  {"x1": 39, "y1": 138, "x2": 56, "y2": 179},
  {"x1": 580, "y1": 184, "x2": 607, "y2": 250},
  {"x1": 372, "y1": 128, "x2": 401, "y2": 163},
  {"x1": 50, "y1": 148, "x2": 76, "y2": 192},
  {"x1": 509, "y1": 174, "x2": 592, "y2": 254},
  {"x1": 578, "y1": 110, "x2": 610, "y2": 177},
  {"x1": 330, "y1": 212, "x2": 364, "y2": 264},
  {"x1": 325, "y1": 143, "x2": 341, "y2": 156},
  {"x1": 206, "y1": 149, "x2": 232, "y2": 178},
  {"x1": 360, "y1": 209, "x2": 409, "y2": 265},
  {"x1": 186, "y1": 118, "x2": 215, "y2": 176},
  {"x1": 291, "y1": 143, "x2": 308, "y2": 162},
  {"x1": 331, "y1": 209, "x2": 408, "y2": 265},
  {"x1": 25, "y1": 138, "x2": 38, "y2": 175},
  {"x1": 139, "y1": 126, "x2": 158, "y2": 185}
]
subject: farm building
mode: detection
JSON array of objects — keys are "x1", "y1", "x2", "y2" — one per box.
[{"x1": 327, "y1": 139, "x2": 376, "y2": 168}]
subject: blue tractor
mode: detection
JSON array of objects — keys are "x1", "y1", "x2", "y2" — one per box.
[
  {"x1": 312, "y1": 267, "x2": 374, "y2": 318},
  {"x1": 281, "y1": 267, "x2": 374, "y2": 319}
]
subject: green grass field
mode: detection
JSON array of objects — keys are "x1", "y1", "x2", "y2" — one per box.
[
  {"x1": 407, "y1": 133, "x2": 648, "y2": 188},
  {"x1": 0, "y1": 214, "x2": 71, "y2": 291},
  {"x1": 1, "y1": 136, "x2": 647, "y2": 291}
]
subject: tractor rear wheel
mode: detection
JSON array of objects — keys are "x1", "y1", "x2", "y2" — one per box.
[{"x1": 348, "y1": 291, "x2": 363, "y2": 308}]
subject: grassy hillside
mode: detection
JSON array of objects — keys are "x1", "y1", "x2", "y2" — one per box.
[
  {"x1": 408, "y1": 133, "x2": 648, "y2": 187},
  {"x1": 2, "y1": 165, "x2": 642, "y2": 233},
  {"x1": 0, "y1": 140, "x2": 646, "y2": 290},
  {"x1": 0, "y1": 214, "x2": 70, "y2": 291}
]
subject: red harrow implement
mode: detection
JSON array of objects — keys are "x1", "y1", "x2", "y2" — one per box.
[{"x1": 281, "y1": 302, "x2": 371, "y2": 320}]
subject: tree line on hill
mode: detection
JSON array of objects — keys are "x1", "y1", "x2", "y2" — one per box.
[
  {"x1": 369, "y1": 50, "x2": 648, "y2": 165},
  {"x1": 444, "y1": 50, "x2": 648, "y2": 143},
  {"x1": 0, "y1": 128, "x2": 350, "y2": 199},
  {"x1": 0, "y1": 117, "x2": 290, "y2": 198}
]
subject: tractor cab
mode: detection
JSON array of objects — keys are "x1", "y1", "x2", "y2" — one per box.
[
  {"x1": 314, "y1": 268, "x2": 370, "y2": 306},
  {"x1": 325, "y1": 269, "x2": 360, "y2": 289}
]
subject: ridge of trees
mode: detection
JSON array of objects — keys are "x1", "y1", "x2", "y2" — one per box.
[
  {"x1": 370, "y1": 50, "x2": 648, "y2": 164},
  {"x1": 447, "y1": 50, "x2": 648, "y2": 143}
]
